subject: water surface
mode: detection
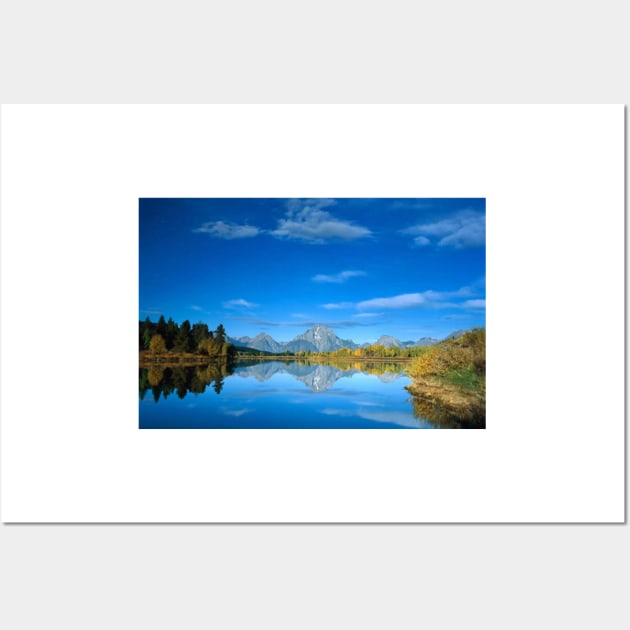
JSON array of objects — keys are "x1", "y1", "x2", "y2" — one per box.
[{"x1": 139, "y1": 359, "x2": 435, "y2": 429}]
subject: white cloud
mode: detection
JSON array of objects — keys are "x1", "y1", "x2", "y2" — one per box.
[
  {"x1": 353, "y1": 312, "x2": 384, "y2": 318},
  {"x1": 194, "y1": 221, "x2": 260, "y2": 239},
  {"x1": 447, "y1": 286, "x2": 476, "y2": 298},
  {"x1": 221, "y1": 408, "x2": 250, "y2": 417},
  {"x1": 402, "y1": 210, "x2": 485, "y2": 248},
  {"x1": 321, "y1": 407, "x2": 419, "y2": 428},
  {"x1": 228, "y1": 315, "x2": 375, "y2": 328},
  {"x1": 272, "y1": 199, "x2": 372, "y2": 244},
  {"x1": 357, "y1": 293, "x2": 428, "y2": 311},
  {"x1": 388, "y1": 201, "x2": 434, "y2": 211},
  {"x1": 312, "y1": 270, "x2": 366, "y2": 283},
  {"x1": 322, "y1": 302, "x2": 354, "y2": 310},
  {"x1": 324, "y1": 285, "x2": 483, "y2": 313},
  {"x1": 223, "y1": 298, "x2": 259, "y2": 309},
  {"x1": 462, "y1": 299, "x2": 486, "y2": 309},
  {"x1": 413, "y1": 236, "x2": 431, "y2": 247}
]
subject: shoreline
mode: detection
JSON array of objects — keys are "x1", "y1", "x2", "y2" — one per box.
[
  {"x1": 139, "y1": 352, "x2": 415, "y2": 366},
  {"x1": 405, "y1": 378, "x2": 485, "y2": 429},
  {"x1": 234, "y1": 355, "x2": 414, "y2": 362}
]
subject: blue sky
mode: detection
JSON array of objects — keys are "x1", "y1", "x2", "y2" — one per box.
[{"x1": 139, "y1": 198, "x2": 485, "y2": 343}]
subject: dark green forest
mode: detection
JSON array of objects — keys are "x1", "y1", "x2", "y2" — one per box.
[{"x1": 139, "y1": 316, "x2": 236, "y2": 359}]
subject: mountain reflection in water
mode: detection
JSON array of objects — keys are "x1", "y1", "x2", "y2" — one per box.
[
  {"x1": 139, "y1": 359, "x2": 482, "y2": 429},
  {"x1": 138, "y1": 359, "x2": 427, "y2": 429},
  {"x1": 234, "y1": 360, "x2": 404, "y2": 392}
]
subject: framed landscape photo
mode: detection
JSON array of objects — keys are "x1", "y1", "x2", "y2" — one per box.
[
  {"x1": 1, "y1": 104, "x2": 623, "y2": 522},
  {"x1": 139, "y1": 197, "x2": 486, "y2": 430}
]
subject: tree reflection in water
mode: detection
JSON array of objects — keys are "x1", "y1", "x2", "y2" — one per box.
[
  {"x1": 139, "y1": 359, "x2": 407, "y2": 400},
  {"x1": 139, "y1": 360, "x2": 234, "y2": 402},
  {"x1": 139, "y1": 359, "x2": 485, "y2": 429},
  {"x1": 407, "y1": 382, "x2": 485, "y2": 429}
]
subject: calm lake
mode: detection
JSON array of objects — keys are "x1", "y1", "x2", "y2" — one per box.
[{"x1": 139, "y1": 359, "x2": 441, "y2": 429}]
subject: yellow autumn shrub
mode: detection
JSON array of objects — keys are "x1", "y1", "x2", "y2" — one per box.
[{"x1": 408, "y1": 328, "x2": 485, "y2": 379}]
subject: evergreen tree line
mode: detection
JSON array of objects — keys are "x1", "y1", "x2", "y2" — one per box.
[{"x1": 139, "y1": 316, "x2": 234, "y2": 358}]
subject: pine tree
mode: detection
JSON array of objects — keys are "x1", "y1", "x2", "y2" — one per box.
[
  {"x1": 192, "y1": 322, "x2": 210, "y2": 349},
  {"x1": 173, "y1": 320, "x2": 193, "y2": 352},
  {"x1": 140, "y1": 317, "x2": 153, "y2": 350},
  {"x1": 165, "y1": 317, "x2": 178, "y2": 350},
  {"x1": 156, "y1": 315, "x2": 167, "y2": 339},
  {"x1": 215, "y1": 323, "x2": 227, "y2": 344}
]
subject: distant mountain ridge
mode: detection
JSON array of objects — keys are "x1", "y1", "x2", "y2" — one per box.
[
  {"x1": 292, "y1": 324, "x2": 357, "y2": 352},
  {"x1": 227, "y1": 324, "x2": 450, "y2": 354},
  {"x1": 373, "y1": 335, "x2": 440, "y2": 348}
]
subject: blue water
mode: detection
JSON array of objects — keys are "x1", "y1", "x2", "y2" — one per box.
[{"x1": 139, "y1": 360, "x2": 434, "y2": 429}]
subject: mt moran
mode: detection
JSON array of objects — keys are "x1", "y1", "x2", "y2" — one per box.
[{"x1": 227, "y1": 324, "x2": 441, "y2": 354}]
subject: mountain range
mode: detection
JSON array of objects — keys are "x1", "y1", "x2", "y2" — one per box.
[{"x1": 227, "y1": 324, "x2": 444, "y2": 354}]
